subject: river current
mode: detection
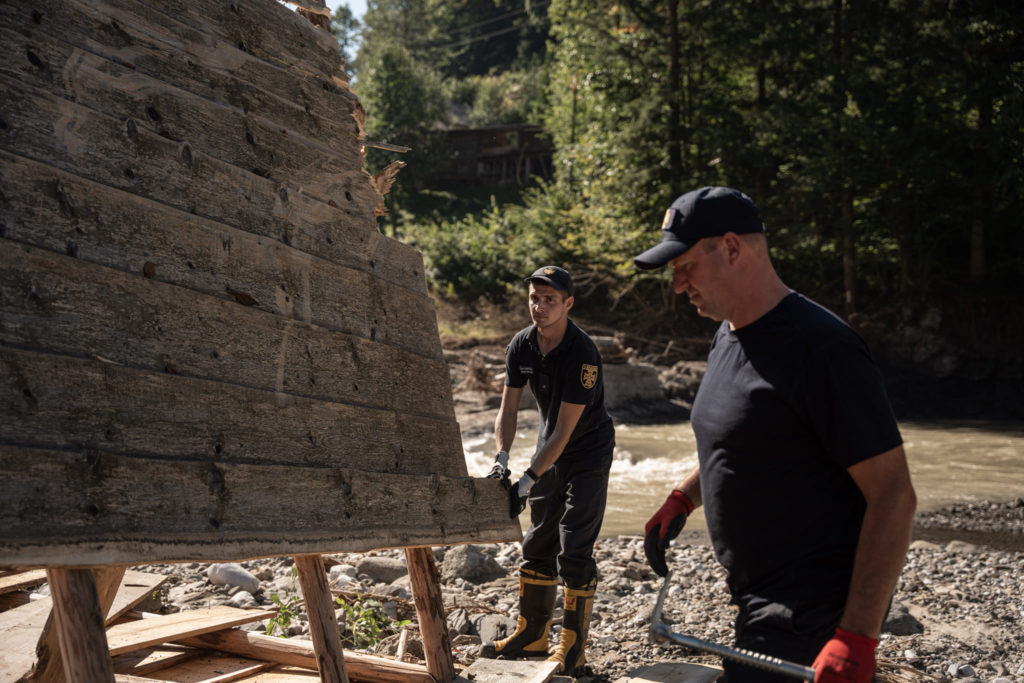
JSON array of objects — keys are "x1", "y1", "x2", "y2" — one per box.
[{"x1": 463, "y1": 420, "x2": 1024, "y2": 537}]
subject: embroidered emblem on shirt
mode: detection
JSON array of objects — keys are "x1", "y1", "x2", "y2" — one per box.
[
  {"x1": 520, "y1": 366, "x2": 534, "y2": 376},
  {"x1": 581, "y1": 364, "x2": 598, "y2": 390}
]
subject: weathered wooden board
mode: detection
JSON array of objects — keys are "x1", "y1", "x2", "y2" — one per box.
[
  {"x1": 139, "y1": 653, "x2": 272, "y2": 682},
  {"x1": 0, "y1": 0, "x2": 362, "y2": 151},
  {"x1": 0, "y1": 242, "x2": 454, "y2": 418},
  {"x1": 0, "y1": 80, "x2": 423, "y2": 292},
  {"x1": 106, "y1": 606, "x2": 275, "y2": 657},
  {"x1": 0, "y1": 152, "x2": 442, "y2": 357},
  {"x1": 0, "y1": 347, "x2": 462, "y2": 474},
  {"x1": 0, "y1": 445, "x2": 516, "y2": 565},
  {"x1": 0, "y1": 597, "x2": 53, "y2": 683},
  {"x1": 0, "y1": 569, "x2": 47, "y2": 595},
  {"x1": 454, "y1": 659, "x2": 560, "y2": 683},
  {"x1": 179, "y1": 628, "x2": 435, "y2": 683},
  {"x1": 0, "y1": 24, "x2": 368, "y2": 205},
  {"x1": 612, "y1": 661, "x2": 723, "y2": 682},
  {"x1": 107, "y1": 571, "x2": 170, "y2": 625},
  {"x1": 237, "y1": 666, "x2": 321, "y2": 681},
  {"x1": 112, "y1": 645, "x2": 204, "y2": 677}
]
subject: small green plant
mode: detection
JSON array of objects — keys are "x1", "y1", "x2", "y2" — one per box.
[
  {"x1": 265, "y1": 566, "x2": 304, "y2": 638},
  {"x1": 335, "y1": 593, "x2": 411, "y2": 649}
]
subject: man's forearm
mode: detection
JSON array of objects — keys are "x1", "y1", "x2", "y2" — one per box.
[{"x1": 840, "y1": 489, "x2": 916, "y2": 638}]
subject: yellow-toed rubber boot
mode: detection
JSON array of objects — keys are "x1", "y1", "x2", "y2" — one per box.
[
  {"x1": 547, "y1": 579, "x2": 596, "y2": 675},
  {"x1": 479, "y1": 568, "x2": 557, "y2": 659}
]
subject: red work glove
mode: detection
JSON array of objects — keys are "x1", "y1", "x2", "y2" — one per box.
[
  {"x1": 812, "y1": 628, "x2": 878, "y2": 683},
  {"x1": 643, "y1": 489, "x2": 694, "y2": 576}
]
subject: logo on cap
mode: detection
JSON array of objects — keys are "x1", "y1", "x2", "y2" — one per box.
[
  {"x1": 661, "y1": 209, "x2": 674, "y2": 231},
  {"x1": 544, "y1": 267, "x2": 556, "y2": 275}
]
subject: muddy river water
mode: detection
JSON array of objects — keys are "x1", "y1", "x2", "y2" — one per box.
[{"x1": 464, "y1": 420, "x2": 1024, "y2": 537}]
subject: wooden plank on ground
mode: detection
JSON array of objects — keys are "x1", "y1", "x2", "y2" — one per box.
[
  {"x1": 453, "y1": 659, "x2": 560, "y2": 683},
  {"x1": 108, "y1": 571, "x2": 170, "y2": 626},
  {"x1": 0, "y1": 569, "x2": 47, "y2": 595},
  {"x1": 180, "y1": 628, "x2": 434, "y2": 683},
  {"x1": 105, "y1": 606, "x2": 275, "y2": 657},
  {"x1": 136, "y1": 653, "x2": 272, "y2": 682},
  {"x1": 112, "y1": 645, "x2": 203, "y2": 677},
  {"x1": 0, "y1": 598, "x2": 53, "y2": 683},
  {"x1": 236, "y1": 665, "x2": 320, "y2": 681},
  {"x1": 613, "y1": 661, "x2": 723, "y2": 683}
]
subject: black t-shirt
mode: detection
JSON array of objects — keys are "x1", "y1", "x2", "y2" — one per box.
[
  {"x1": 505, "y1": 320, "x2": 615, "y2": 458},
  {"x1": 691, "y1": 293, "x2": 902, "y2": 603}
]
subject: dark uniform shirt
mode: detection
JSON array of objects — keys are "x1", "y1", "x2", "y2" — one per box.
[
  {"x1": 505, "y1": 320, "x2": 615, "y2": 459},
  {"x1": 692, "y1": 293, "x2": 902, "y2": 604}
]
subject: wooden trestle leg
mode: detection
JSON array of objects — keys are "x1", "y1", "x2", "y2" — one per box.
[
  {"x1": 45, "y1": 568, "x2": 115, "y2": 683},
  {"x1": 406, "y1": 546, "x2": 455, "y2": 683},
  {"x1": 294, "y1": 554, "x2": 350, "y2": 683}
]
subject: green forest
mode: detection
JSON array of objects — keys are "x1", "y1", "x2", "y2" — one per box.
[{"x1": 333, "y1": 0, "x2": 1023, "y2": 352}]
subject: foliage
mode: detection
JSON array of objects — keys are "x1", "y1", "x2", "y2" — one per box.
[
  {"x1": 345, "y1": 0, "x2": 1024, "y2": 318},
  {"x1": 330, "y1": 5, "x2": 361, "y2": 78},
  {"x1": 335, "y1": 594, "x2": 411, "y2": 649},
  {"x1": 265, "y1": 566, "x2": 302, "y2": 638}
]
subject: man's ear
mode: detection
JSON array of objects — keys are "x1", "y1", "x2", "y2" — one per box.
[
  {"x1": 722, "y1": 233, "x2": 742, "y2": 264},
  {"x1": 564, "y1": 295, "x2": 575, "y2": 312}
]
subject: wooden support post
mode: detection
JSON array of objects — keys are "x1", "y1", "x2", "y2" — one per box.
[
  {"x1": 294, "y1": 554, "x2": 350, "y2": 683},
  {"x1": 45, "y1": 568, "x2": 115, "y2": 683},
  {"x1": 29, "y1": 565, "x2": 127, "y2": 682},
  {"x1": 406, "y1": 547, "x2": 455, "y2": 683}
]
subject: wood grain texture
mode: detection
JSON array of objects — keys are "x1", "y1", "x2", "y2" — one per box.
[
  {"x1": 0, "y1": 80, "x2": 423, "y2": 294},
  {"x1": 105, "y1": 605, "x2": 275, "y2": 656},
  {"x1": 46, "y1": 568, "x2": 115, "y2": 682},
  {"x1": 0, "y1": 445, "x2": 521, "y2": 565},
  {"x1": 405, "y1": 547, "x2": 456, "y2": 683},
  {"x1": 0, "y1": 242, "x2": 454, "y2": 417},
  {"x1": 294, "y1": 555, "x2": 349, "y2": 683},
  {"x1": 0, "y1": 155, "x2": 441, "y2": 358}
]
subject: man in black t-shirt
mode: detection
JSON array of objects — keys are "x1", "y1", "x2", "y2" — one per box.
[
  {"x1": 632, "y1": 187, "x2": 917, "y2": 683},
  {"x1": 479, "y1": 265, "x2": 615, "y2": 676}
]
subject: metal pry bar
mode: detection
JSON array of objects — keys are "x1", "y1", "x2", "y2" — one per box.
[{"x1": 648, "y1": 571, "x2": 817, "y2": 681}]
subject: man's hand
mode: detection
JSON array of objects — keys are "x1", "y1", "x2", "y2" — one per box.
[
  {"x1": 812, "y1": 629, "x2": 878, "y2": 683},
  {"x1": 643, "y1": 489, "x2": 694, "y2": 576},
  {"x1": 508, "y1": 468, "x2": 538, "y2": 518},
  {"x1": 487, "y1": 450, "x2": 511, "y2": 480}
]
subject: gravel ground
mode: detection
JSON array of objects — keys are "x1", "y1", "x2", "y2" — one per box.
[{"x1": 136, "y1": 499, "x2": 1024, "y2": 683}]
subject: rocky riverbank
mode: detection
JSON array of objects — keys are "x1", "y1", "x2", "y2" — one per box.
[{"x1": 134, "y1": 500, "x2": 1024, "y2": 683}]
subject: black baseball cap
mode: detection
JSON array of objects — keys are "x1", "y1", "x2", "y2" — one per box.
[
  {"x1": 633, "y1": 186, "x2": 764, "y2": 269},
  {"x1": 526, "y1": 265, "x2": 574, "y2": 296}
]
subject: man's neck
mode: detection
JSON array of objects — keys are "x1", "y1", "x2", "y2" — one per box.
[
  {"x1": 727, "y1": 277, "x2": 791, "y2": 331},
  {"x1": 536, "y1": 319, "x2": 569, "y2": 355}
]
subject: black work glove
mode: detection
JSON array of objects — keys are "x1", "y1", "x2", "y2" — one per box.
[
  {"x1": 487, "y1": 450, "x2": 511, "y2": 480},
  {"x1": 643, "y1": 489, "x2": 694, "y2": 576},
  {"x1": 508, "y1": 468, "x2": 538, "y2": 519}
]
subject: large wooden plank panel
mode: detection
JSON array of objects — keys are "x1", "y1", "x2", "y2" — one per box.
[
  {"x1": 0, "y1": 79, "x2": 424, "y2": 294},
  {"x1": 0, "y1": 347, "x2": 463, "y2": 473},
  {"x1": 0, "y1": 153, "x2": 441, "y2": 358},
  {"x1": 0, "y1": 445, "x2": 520, "y2": 565},
  {"x1": 0, "y1": 0, "x2": 362, "y2": 154},
  {"x1": 0, "y1": 241, "x2": 454, "y2": 418},
  {"x1": 0, "y1": 22, "x2": 367, "y2": 202},
  {"x1": 105, "y1": 606, "x2": 274, "y2": 656}
]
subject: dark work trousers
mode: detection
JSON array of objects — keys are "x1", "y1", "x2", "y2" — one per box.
[
  {"x1": 719, "y1": 596, "x2": 840, "y2": 682},
  {"x1": 521, "y1": 447, "x2": 613, "y2": 589}
]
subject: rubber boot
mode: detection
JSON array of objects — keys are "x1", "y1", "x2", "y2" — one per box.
[
  {"x1": 480, "y1": 568, "x2": 557, "y2": 659},
  {"x1": 547, "y1": 579, "x2": 596, "y2": 675}
]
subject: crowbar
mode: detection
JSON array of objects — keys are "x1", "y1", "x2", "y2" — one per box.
[{"x1": 648, "y1": 570, "x2": 817, "y2": 681}]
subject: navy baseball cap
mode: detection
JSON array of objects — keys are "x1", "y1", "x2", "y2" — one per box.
[
  {"x1": 633, "y1": 186, "x2": 764, "y2": 269},
  {"x1": 526, "y1": 265, "x2": 574, "y2": 296}
]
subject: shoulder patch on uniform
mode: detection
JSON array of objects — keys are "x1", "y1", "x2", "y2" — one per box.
[{"x1": 581, "y1": 363, "x2": 598, "y2": 390}]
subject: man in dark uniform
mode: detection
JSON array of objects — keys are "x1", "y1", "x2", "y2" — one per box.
[
  {"x1": 634, "y1": 187, "x2": 916, "y2": 683},
  {"x1": 480, "y1": 265, "x2": 616, "y2": 676}
]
